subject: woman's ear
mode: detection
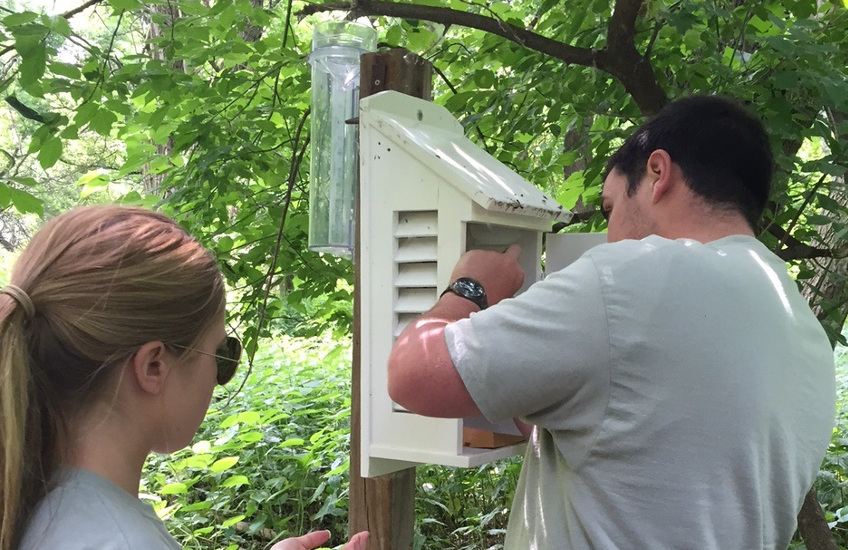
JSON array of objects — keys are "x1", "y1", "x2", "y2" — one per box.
[
  {"x1": 646, "y1": 149, "x2": 675, "y2": 203},
  {"x1": 131, "y1": 341, "x2": 172, "y2": 395}
]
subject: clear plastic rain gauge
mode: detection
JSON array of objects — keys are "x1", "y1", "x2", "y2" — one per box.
[{"x1": 307, "y1": 21, "x2": 377, "y2": 257}]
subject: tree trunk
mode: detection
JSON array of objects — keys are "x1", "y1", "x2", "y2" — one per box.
[
  {"x1": 796, "y1": 110, "x2": 848, "y2": 550},
  {"x1": 141, "y1": 4, "x2": 185, "y2": 196}
]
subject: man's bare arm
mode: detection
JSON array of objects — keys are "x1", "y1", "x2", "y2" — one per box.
[{"x1": 387, "y1": 245, "x2": 525, "y2": 418}]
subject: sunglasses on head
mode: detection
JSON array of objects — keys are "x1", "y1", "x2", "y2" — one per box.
[{"x1": 170, "y1": 336, "x2": 242, "y2": 385}]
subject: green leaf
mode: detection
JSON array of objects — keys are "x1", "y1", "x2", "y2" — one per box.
[
  {"x1": 805, "y1": 213, "x2": 832, "y2": 225},
  {"x1": 27, "y1": 125, "x2": 51, "y2": 155},
  {"x1": 385, "y1": 25, "x2": 402, "y2": 46},
  {"x1": 787, "y1": 0, "x2": 817, "y2": 18},
  {"x1": 235, "y1": 410, "x2": 260, "y2": 424},
  {"x1": 89, "y1": 109, "x2": 118, "y2": 136},
  {"x1": 37, "y1": 137, "x2": 62, "y2": 169},
  {"x1": 683, "y1": 28, "x2": 702, "y2": 50},
  {"x1": 42, "y1": 14, "x2": 71, "y2": 38},
  {"x1": 234, "y1": 0, "x2": 253, "y2": 15},
  {"x1": 107, "y1": 0, "x2": 143, "y2": 10},
  {"x1": 216, "y1": 235, "x2": 234, "y2": 252},
  {"x1": 181, "y1": 501, "x2": 212, "y2": 512},
  {"x1": 178, "y1": 0, "x2": 208, "y2": 16},
  {"x1": 3, "y1": 12, "x2": 38, "y2": 27},
  {"x1": 76, "y1": 171, "x2": 110, "y2": 198},
  {"x1": 238, "y1": 431, "x2": 263, "y2": 443},
  {"x1": 73, "y1": 102, "x2": 99, "y2": 126},
  {"x1": 50, "y1": 62, "x2": 82, "y2": 79},
  {"x1": 221, "y1": 475, "x2": 249, "y2": 488},
  {"x1": 159, "y1": 482, "x2": 188, "y2": 495},
  {"x1": 209, "y1": 456, "x2": 239, "y2": 473},
  {"x1": 7, "y1": 187, "x2": 44, "y2": 215},
  {"x1": 773, "y1": 70, "x2": 799, "y2": 90},
  {"x1": 474, "y1": 69, "x2": 495, "y2": 89},
  {"x1": 7, "y1": 177, "x2": 37, "y2": 187},
  {"x1": 17, "y1": 38, "x2": 47, "y2": 88},
  {"x1": 13, "y1": 24, "x2": 50, "y2": 54},
  {"x1": 0, "y1": 185, "x2": 10, "y2": 209},
  {"x1": 221, "y1": 514, "x2": 246, "y2": 529}
]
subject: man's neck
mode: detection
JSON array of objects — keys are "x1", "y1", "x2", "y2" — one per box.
[{"x1": 657, "y1": 195, "x2": 756, "y2": 243}]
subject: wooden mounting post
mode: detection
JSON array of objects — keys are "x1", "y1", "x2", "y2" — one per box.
[{"x1": 350, "y1": 49, "x2": 433, "y2": 550}]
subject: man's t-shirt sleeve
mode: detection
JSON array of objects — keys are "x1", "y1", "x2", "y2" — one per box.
[{"x1": 445, "y1": 253, "x2": 611, "y2": 437}]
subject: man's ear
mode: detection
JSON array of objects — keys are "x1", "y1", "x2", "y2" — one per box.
[
  {"x1": 131, "y1": 341, "x2": 172, "y2": 395},
  {"x1": 646, "y1": 149, "x2": 675, "y2": 203}
]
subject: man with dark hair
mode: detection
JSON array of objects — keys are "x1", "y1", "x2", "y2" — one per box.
[
  {"x1": 604, "y1": 95, "x2": 773, "y2": 229},
  {"x1": 388, "y1": 95, "x2": 835, "y2": 549}
]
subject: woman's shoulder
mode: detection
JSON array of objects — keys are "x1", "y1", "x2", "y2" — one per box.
[{"x1": 19, "y1": 469, "x2": 181, "y2": 550}]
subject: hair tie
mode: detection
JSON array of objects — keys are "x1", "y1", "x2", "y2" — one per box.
[{"x1": 1, "y1": 284, "x2": 35, "y2": 319}]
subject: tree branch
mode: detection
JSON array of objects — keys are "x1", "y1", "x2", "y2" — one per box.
[
  {"x1": 595, "y1": 0, "x2": 667, "y2": 115},
  {"x1": 300, "y1": 0, "x2": 669, "y2": 115},
  {"x1": 767, "y1": 224, "x2": 834, "y2": 261},
  {"x1": 780, "y1": 173, "x2": 829, "y2": 249},
  {"x1": 775, "y1": 243, "x2": 833, "y2": 261},
  {"x1": 235, "y1": 108, "x2": 311, "y2": 395},
  {"x1": 61, "y1": 0, "x2": 103, "y2": 19},
  {"x1": 300, "y1": 0, "x2": 600, "y2": 68},
  {"x1": 607, "y1": 0, "x2": 643, "y2": 52}
]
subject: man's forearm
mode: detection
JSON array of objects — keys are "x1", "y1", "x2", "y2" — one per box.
[
  {"x1": 388, "y1": 245, "x2": 525, "y2": 418},
  {"x1": 387, "y1": 293, "x2": 482, "y2": 418}
]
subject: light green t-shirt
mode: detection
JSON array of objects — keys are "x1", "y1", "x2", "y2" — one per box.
[
  {"x1": 20, "y1": 468, "x2": 181, "y2": 550},
  {"x1": 446, "y1": 235, "x2": 835, "y2": 549}
]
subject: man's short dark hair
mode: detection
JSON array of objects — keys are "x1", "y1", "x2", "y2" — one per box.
[{"x1": 604, "y1": 95, "x2": 774, "y2": 229}]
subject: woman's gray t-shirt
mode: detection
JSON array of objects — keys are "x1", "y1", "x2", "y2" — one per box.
[{"x1": 20, "y1": 468, "x2": 181, "y2": 550}]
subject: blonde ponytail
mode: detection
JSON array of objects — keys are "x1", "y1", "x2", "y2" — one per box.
[{"x1": 0, "y1": 300, "x2": 35, "y2": 550}]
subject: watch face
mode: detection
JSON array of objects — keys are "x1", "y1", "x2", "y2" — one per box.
[
  {"x1": 450, "y1": 277, "x2": 488, "y2": 309},
  {"x1": 454, "y1": 278, "x2": 484, "y2": 298}
]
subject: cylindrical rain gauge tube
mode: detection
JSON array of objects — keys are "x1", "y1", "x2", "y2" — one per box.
[{"x1": 307, "y1": 21, "x2": 377, "y2": 257}]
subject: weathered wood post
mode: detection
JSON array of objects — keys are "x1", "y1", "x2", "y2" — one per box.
[{"x1": 349, "y1": 48, "x2": 433, "y2": 550}]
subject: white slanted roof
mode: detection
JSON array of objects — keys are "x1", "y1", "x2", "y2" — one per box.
[{"x1": 359, "y1": 91, "x2": 572, "y2": 222}]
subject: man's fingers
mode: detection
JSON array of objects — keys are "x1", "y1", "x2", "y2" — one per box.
[{"x1": 503, "y1": 243, "x2": 522, "y2": 260}]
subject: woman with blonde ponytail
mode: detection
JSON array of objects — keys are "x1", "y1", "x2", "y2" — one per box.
[{"x1": 0, "y1": 206, "x2": 367, "y2": 550}]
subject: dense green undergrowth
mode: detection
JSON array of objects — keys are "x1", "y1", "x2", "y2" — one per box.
[
  {"x1": 142, "y1": 336, "x2": 354, "y2": 550},
  {"x1": 140, "y1": 331, "x2": 848, "y2": 550}
]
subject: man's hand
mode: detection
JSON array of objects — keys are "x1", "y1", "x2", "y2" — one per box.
[
  {"x1": 270, "y1": 530, "x2": 369, "y2": 550},
  {"x1": 450, "y1": 244, "x2": 525, "y2": 306}
]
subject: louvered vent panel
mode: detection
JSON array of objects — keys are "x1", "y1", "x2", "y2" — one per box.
[
  {"x1": 396, "y1": 211, "x2": 438, "y2": 237},
  {"x1": 395, "y1": 287, "x2": 438, "y2": 312},
  {"x1": 395, "y1": 238, "x2": 437, "y2": 263},
  {"x1": 394, "y1": 210, "x2": 438, "y2": 337},
  {"x1": 395, "y1": 313, "x2": 419, "y2": 337},
  {"x1": 396, "y1": 263, "x2": 438, "y2": 287}
]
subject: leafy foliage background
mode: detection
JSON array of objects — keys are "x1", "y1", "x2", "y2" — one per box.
[{"x1": 1, "y1": 0, "x2": 847, "y2": 547}]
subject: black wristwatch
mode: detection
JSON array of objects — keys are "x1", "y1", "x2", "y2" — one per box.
[{"x1": 441, "y1": 277, "x2": 488, "y2": 310}]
